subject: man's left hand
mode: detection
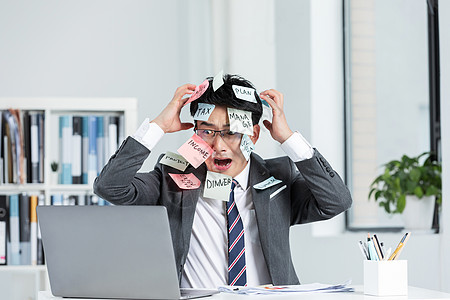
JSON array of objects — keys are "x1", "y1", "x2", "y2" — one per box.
[{"x1": 260, "y1": 89, "x2": 293, "y2": 144}]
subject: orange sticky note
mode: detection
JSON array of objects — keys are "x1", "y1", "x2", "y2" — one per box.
[
  {"x1": 169, "y1": 173, "x2": 201, "y2": 190},
  {"x1": 184, "y1": 79, "x2": 209, "y2": 106},
  {"x1": 177, "y1": 134, "x2": 213, "y2": 168}
]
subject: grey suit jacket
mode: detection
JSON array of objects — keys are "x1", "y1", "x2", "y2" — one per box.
[{"x1": 94, "y1": 137, "x2": 352, "y2": 285}]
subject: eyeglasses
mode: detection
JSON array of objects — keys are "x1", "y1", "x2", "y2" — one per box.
[{"x1": 195, "y1": 128, "x2": 242, "y2": 144}]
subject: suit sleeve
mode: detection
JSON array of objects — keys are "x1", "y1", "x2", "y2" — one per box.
[
  {"x1": 289, "y1": 149, "x2": 352, "y2": 225},
  {"x1": 93, "y1": 136, "x2": 163, "y2": 205}
]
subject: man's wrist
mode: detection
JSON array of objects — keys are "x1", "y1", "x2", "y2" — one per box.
[
  {"x1": 280, "y1": 131, "x2": 314, "y2": 162},
  {"x1": 133, "y1": 119, "x2": 165, "y2": 150}
]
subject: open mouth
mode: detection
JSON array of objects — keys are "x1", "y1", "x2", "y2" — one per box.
[{"x1": 214, "y1": 158, "x2": 232, "y2": 170}]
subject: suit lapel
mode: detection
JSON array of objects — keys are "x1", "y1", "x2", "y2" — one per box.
[{"x1": 248, "y1": 154, "x2": 274, "y2": 272}]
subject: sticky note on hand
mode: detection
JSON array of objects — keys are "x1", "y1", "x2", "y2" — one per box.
[
  {"x1": 193, "y1": 103, "x2": 215, "y2": 121},
  {"x1": 160, "y1": 151, "x2": 190, "y2": 171},
  {"x1": 203, "y1": 171, "x2": 232, "y2": 201},
  {"x1": 240, "y1": 134, "x2": 255, "y2": 161},
  {"x1": 227, "y1": 108, "x2": 253, "y2": 136},
  {"x1": 169, "y1": 173, "x2": 201, "y2": 190},
  {"x1": 232, "y1": 85, "x2": 257, "y2": 103},
  {"x1": 177, "y1": 134, "x2": 213, "y2": 168},
  {"x1": 184, "y1": 79, "x2": 209, "y2": 106}
]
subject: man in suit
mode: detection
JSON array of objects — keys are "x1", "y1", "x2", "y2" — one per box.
[{"x1": 94, "y1": 74, "x2": 352, "y2": 288}]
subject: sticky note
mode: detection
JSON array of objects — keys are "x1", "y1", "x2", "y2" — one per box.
[
  {"x1": 160, "y1": 151, "x2": 190, "y2": 171},
  {"x1": 213, "y1": 70, "x2": 224, "y2": 91},
  {"x1": 177, "y1": 134, "x2": 213, "y2": 168},
  {"x1": 227, "y1": 108, "x2": 253, "y2": 136},
  {"x1": 253, "y1": 176, "x2": 282, "y2": 190},
  {"x1": 184, "y1": 79, "x2": 209, "y2": 106},
  {"x1": 193, "y1": 103, "x2": 215, "y2": 121},
  {"x1": 261, "y1": 103, "x2": 273, "y2": 122},
  {"x1": 203, "y1": 171, "x2": 232, "y2": 201},
  {"x1": 240, "y1": 134, "x2": 255, "y2": 161},
  {"x1": 169, "y1": 173, "x2": 201, "y2": 190},
  {"x1": 232, "y1": 85, "x2": 256, "y2": 103}
]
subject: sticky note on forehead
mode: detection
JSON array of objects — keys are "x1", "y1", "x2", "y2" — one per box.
[
  {"x1": 213, "y1": 70, "x2": 224, "y2": 91},
  {"x1": 227, "y1": 108, "x2": 253, "y2": 136},
  {"x1": 240, "y1": 134, "x2": 255, "y2": 161},
  {"x1": 193, "y1": 103, "x2": 215, "y2": 121},
  {"x1": 160, "y1": 151, "x2": 190, "y2": 171},
  {"x1": 203, "y1": 171, "x2": 232, "y2": 201},
  {"x1": 177, "y1": 134, "x2": 213, "y2": 168},
  {"x1": 184, "y1": 79, "x2": 209, "y2": 106},
  {"x1": 169, "y1": 173, "x2": 201, "y2": 190},
  {"x1": 232, "y1": 85, "x2": 257, "y2": 103}
]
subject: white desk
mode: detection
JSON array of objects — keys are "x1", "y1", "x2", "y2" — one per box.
[{"x1": 38, "y1": 286, "x2": 450, "y2": 300}]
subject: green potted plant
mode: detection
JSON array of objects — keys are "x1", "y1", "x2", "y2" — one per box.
[{"x1": 368, "y1": 152, "x2": 441, "y2": 229}]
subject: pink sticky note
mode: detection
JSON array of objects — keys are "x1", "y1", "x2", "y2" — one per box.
[
  {"x1": 184, "y1": 79, "x2": 209, "y2": 106},
  {"x1": 169, "y1": 173, "x2": 201, "y2": 190},
  {"x1": 177, "y1": 134, "x2": 213, "y2": 168}
]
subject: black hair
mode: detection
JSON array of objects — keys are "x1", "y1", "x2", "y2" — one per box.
[{"x1": 189, "y1": 74, "x2": 263, "y2": 125}]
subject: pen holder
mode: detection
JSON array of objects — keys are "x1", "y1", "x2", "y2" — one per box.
[{"x1": 364, "y1": 260, "x2": 408, "y2": 296}]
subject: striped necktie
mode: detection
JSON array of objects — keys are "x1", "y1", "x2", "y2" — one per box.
[{"x1": 226, "y1": 179, "x2": 247, "y2": 286}]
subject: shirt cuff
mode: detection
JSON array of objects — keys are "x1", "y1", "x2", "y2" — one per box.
[
  {"x1": 132, "y1": 118, "x2": 165, "y2": 151},
  {"x1": 280, "y1": 131, "x2": 314, "y2": 162}
]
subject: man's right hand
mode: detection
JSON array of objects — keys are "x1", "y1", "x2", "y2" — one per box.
[{"x1": 151, "y1": 84, "x2": 196, "y2": 133}]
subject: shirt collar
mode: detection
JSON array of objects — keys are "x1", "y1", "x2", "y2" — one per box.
[{"x1": 234, "y1": 157, "x2": 251, "y2": 191}]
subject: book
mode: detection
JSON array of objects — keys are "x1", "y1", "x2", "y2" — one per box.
[
  {"x1": 108, "y1": 116, "x2": 118, "y2": 158},
  {"x1": 72, "y1": 116, "x2": 82, "y2": 184},
  {"x1": 29, "y1": 113, "x2": 40, "y2": 183},
  {"x1": 88, "y1": 116, "x2": 97, "y2": 185},
  {"x1": 38, "y1": 113, "x2": 44, "y2": 183},
  {"x1": 0, "y1": 195, "x2": 7, "y2": 265},
  {"x1": 19, "y1": 193, "x2": 31, "y2": 265},
  {"x1": 23, "y1": 111, "x2": 32, "y2": 183},
  {"x1": 82, "y1": 116, "x2": 89, "y2": 184},
  {"x1": 37, "y1": 194, "x2": 45, "y2": 265},
  {"x1": 96, "y1": 116, "x2": 104, "y2": 176},
  {"x1": 8, "y1": 194, "x2": 20, "y2": 265},
  {"x1": 60, "y1": 115, "x2": 72, "y2": 184},
  {"x1": 30, "y1": 195, "x2": 38, "y2": 265}
]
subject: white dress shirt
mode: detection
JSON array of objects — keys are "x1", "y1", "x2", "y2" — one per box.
[{"x1": 132, "y1": 119, "x2": 314, "y2": 288}]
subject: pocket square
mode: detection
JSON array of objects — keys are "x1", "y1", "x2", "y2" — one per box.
[{"x1": 270, "y1": 185, "x2": 287, "y2": 199}]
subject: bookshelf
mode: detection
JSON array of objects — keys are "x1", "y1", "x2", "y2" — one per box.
[{"x1": 0, "y1": 98, "x2": 138, "y2": 300}]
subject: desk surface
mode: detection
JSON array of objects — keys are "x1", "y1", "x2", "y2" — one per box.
[{"x1": 38, "y1": 286, "x2": 450, "y2": 300}]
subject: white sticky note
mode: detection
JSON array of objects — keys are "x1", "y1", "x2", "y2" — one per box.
[
  {"x1": 203, "y1": 171, "x2": 233, "y2": 201},
  {"x1": 213, "y1": 70, "x2": 224, "y2": 91},
  {"x1": 232, "y1": 85, "x2": 256, "y2": 103},
  {"x1": 193, "y1": 103, "x2": 215, "y2": 121},
  {"x1": 261, "y1": 103, "x2": 273, "y2": 123},
  {"x1": 253, "y1": 176, "x2": 282, "y2": 190},
  {"x1": 160, "y1": 151, "x2": 190, "y2": 171},
  {"x1": 240, "y1": 134, "x2": 254, "y2": 161},
  {"x1": 227, "y1": 108, "x2": 253, "y2": 136}
]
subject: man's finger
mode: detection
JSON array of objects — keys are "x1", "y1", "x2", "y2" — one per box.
[{"x1": 263, "y1": 120, "x2": 272, "y2": 132}]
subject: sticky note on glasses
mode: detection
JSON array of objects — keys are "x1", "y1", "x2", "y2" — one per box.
[
  {"x1": 240, "y1": 134, "x2": 255, "y2": 161},
  {"x1": 213, "y1": 70, "x2": 224, "y2": 91},
  {"x1": 184, "y1": 79, "x2": 209, "y2": 106},
  {"x1": 253, "y1": 176, "x2": 282, "y2": 190},
  {"x1": 203, "y1": 171, "x2": 232, "y2": 201},
  {"x1": 160, "y1": 151, "x2": 190, "y2": 171},
  {"x1": 169, "y1": 173, "x2": 201, "y2": 190},
  {"x1": 227, "y1": 108, "x2": 253, "y2": 136},
  {"x1": 177, "y1": 134, "x2": 213, "y2": 168},
  {"x1": 193, "y1": 103, "x2": 215, "y2": 121},
  {"x1": 232, "y1": 85, "x2": 257, "y2": 103}
]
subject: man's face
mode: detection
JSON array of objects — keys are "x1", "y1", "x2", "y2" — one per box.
[{"x1": 196, "y1": 105, "x2": 259, "y2": 178}]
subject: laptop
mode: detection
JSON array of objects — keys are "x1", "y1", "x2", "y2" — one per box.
[{"x1": 37, "y1": 205, "x2": 218, "y2": 299}]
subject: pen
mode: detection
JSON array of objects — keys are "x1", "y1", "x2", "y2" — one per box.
[
  {"x1": 358, "y1": 240, "x2": 369, "y2": 259},
  {"x1": 373, "y1": 234, "x2": 384, "y2": 260},
  {"x1": 388, "y1": 232, "x2": 411, "y2": 260}
]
